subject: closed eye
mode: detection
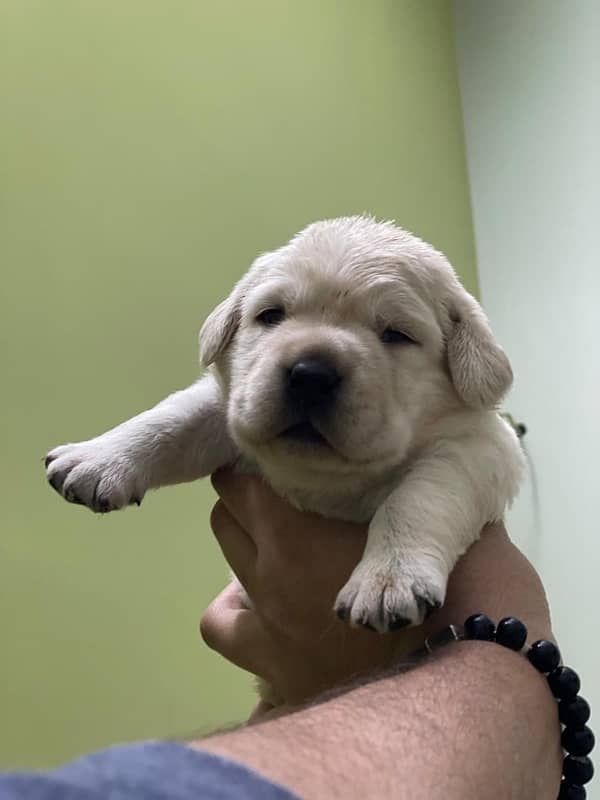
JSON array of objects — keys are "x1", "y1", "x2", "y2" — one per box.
[
  {"x1": 256, "y1": 307, "x2": 286, "y2": 326},
  {"x1": 380, "y1": 328, "x2": 418, "y2": 345}
]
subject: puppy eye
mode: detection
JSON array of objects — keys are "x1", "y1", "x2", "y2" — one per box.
[
  {"x1": 381, "y1": 328, "x2": 416, "y2": 345},
  {"x1": 256, "y1": 307, "x2": 285, "y2": 326}
]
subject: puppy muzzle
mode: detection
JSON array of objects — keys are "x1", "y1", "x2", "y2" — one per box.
[{"x1": 286, "y1": 357, "x2": 341, "y2": 412}]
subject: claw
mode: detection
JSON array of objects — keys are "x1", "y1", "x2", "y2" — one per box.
[
  {"x1": 388, "y1": 615, "x2": 411, "y2": 631},
  {"x1": 416, "y1": 596, "x2": 441, "y2": 620},
  {"x1": 359, "y1": 620, "x2": 378, "y2": 632},
  {"x1": 48, "y1": 474, "x2": 62, "y2": 493},
  {"x1": 64, "y1": 488, "x2": 85, "y2": 506},
  {"x1": 96, "y1": 497, "x2": 112, "y2": 514}
]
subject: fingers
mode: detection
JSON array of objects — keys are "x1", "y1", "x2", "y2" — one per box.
[
  {"x1": 210, "y1": 500, "x2": 257, "y2": 590},
  {"x1": 211, "y1": 470, "x2": 302, "y2": 545},
  {"x1": 211, "y1": 469, "x2": 363, "y2": 550},
  {"x1": 200, "y1": 582, "x2": 274, "y2": 679}
]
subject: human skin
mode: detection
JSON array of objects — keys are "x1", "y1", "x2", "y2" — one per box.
[{"x1": 195, "y1": 471, "x2": 561, "y2": 799}]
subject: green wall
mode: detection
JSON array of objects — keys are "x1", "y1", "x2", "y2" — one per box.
[{"x1": 0, "y1": 0, "x2": 476, "y2": 767}]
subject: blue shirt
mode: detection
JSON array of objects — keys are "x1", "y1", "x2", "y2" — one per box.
[{"x1": 0, "y1": 742, "x2": 299, "y2": 799}]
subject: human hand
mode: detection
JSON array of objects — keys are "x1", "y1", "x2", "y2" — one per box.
[
  {"x1": 200, "y1": 471, "x2": 402, "y2": 707},
  {"x1": 200, "y1": 470, "x2": 552, "y2": 707}
]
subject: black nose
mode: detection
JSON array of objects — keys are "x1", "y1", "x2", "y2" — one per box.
[{"x1": 287, "y1": 359, "x2": 341, "y2": 409}]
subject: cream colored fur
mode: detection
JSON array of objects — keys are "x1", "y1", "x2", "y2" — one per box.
[{"x1": 46, "y1": 216, "x2": 523, "y2": 633}]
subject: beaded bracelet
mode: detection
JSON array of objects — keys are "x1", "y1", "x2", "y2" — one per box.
[{"x1": 418, "y1": 614, "x2": 594, "y2": 800}]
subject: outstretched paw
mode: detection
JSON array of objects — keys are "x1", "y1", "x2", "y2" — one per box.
[{"x1": 45, "y1": 440, "x2": 145, "y2": 513}]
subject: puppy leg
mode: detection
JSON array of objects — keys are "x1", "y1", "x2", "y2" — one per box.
[
  {"x1": 334, "y1": 438, "x2": 519, "y2": 632},
  {"x1": 45, "y1": 373, "x2": 238, "y2": 513}
]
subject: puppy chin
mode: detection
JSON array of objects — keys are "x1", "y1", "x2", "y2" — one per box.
[
  {"x1": 235, "y1": 435, "x2": 394, "y2": 497},
  {"x1": 236, "y1": 429, "x2": 345, "y2": 470},
  {"x1": 230, "y1": 409, "x2": 414, "y2": 485}
]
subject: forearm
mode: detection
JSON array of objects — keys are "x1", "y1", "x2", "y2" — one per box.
[{"x1": 196, "y1": 642, "x2": 561, "y2": 800}]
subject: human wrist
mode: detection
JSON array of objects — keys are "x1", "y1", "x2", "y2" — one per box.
[
  {"x1": 424, "y1": 615, "x2": 594, "y2": 798},
  {"x1": 196, "y1": 639, "x2": 562, "y2": 800}
]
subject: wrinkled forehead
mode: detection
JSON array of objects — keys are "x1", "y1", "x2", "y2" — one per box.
[{"x1": 244, "y1": 231, "x2": 443, "y2": 336}]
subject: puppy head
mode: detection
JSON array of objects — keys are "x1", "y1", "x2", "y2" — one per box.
[{"x1": 200, "y1": 216, "x2": 512, "y2": 488}]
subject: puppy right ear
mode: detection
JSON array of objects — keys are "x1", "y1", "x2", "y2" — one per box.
[{"x1": 199, "y1": 293, "x2": 241, "y2": 367}]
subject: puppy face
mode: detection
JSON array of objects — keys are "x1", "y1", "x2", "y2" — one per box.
[{"x1": 200, "y1": 217, "x2": 512, "y2": 489}]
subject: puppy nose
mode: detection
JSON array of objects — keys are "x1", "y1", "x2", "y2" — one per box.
[{"x1": 287, "y1": 359, "x2": 341, "y2": 408}]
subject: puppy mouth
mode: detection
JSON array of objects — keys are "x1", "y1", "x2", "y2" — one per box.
[{"x1": 279, "y1": 420, "x2": 328, "y2": 445}]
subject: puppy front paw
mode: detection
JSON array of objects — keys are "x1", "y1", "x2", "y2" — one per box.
[
  {"x1": 45, "y1": 440, "x2": 146, "y2": 513},
  {"x1": 334, "y1": 554, "x2": 447, "y2": 633}
]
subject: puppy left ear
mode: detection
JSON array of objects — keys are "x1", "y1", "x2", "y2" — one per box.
[
  {"x1": 199, "y1": 292, "x2": 241, "y2": 367},
  {"x1": 199, "y1": 251, "x2": 274, "y2": 367},
  {"x1": 446, "y1": 291, "x2": 513, "y2": 409}
]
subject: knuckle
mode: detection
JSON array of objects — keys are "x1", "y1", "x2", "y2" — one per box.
[
  {"x1": 209, "y1": 501, "x2": 225, "y2": 532},
  {"x1": 210, "y1": 470, "x2": 225, "y2": 493},
  {"x1": 200, "y1": 598, "x2": 227, "y2": 655},
  {"x1": 210, "y1": 468, "x2": 236, "y2": 495},
  {"x1": 199, "y1": 607, "x2": 220, "y2": 650}
]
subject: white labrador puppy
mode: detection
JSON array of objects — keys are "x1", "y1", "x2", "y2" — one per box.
[{"x1": 46, "y1": 216, "x2": 523, "y2": 632}]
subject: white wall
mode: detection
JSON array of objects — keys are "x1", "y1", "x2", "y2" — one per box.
[{"x1": 455, "y1": 0, "x2": 600, "y2": 763}]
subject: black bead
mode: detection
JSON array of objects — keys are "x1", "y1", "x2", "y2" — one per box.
[
  {"x1": 495, "y1": 617, "x2": 528, "y2": 650},
  {"x1": 563, "y1": 756, "x2": 594, "y2": 785},
  {"x1": 560, "y1": 697, "x2": 591, "y2": 729},
  {"x1": 527, "y1": 639, "x2": 561, "y2": 673},
  {"x1": 562, "y1": 726, "x2": 595, "y2": 757},
  {"x1": 548, "y1": 667, "x2": 581, "y2": 700},
  {"x1": 464, "y1": 613, "x2": 495, "y2": 641},
  {"x1": 558, "y1": 781, "x2": 586, "y2": 800}
]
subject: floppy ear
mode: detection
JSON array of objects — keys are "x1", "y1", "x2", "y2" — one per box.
[
  {"x1": 199, "y1": 251, "x2": 277, "y2": 367},
  {"x1": 199, "y1": 292, "x2": 241, "y2": 367},
  {"x1": 446, "y1": 290, "x2": 513, "y2": 409}
]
